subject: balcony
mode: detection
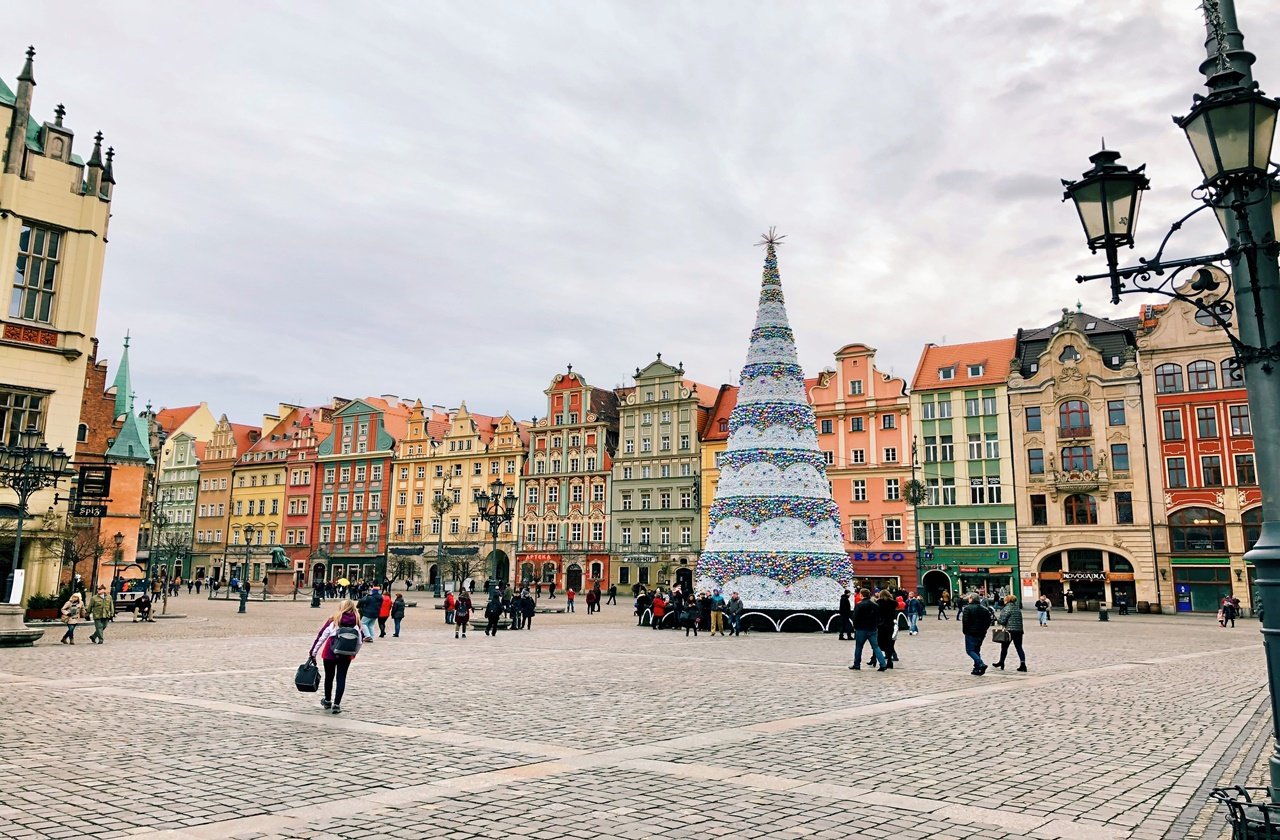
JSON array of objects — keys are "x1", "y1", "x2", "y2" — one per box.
[
  {"x1": 1057, "y1": 424, "x2": 1093, "y2": 441},
  {"x1": 1028, "y1": 462, "x2": 1112, "y2": 500}
]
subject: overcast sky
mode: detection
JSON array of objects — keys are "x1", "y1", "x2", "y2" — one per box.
[{"x1": 10, "y1": 1, "x2": 1280, "y2": 426}]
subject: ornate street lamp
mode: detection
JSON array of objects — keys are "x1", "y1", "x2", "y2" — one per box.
[
  {"x1": 239, "y1": 524, "x2": 255, "y2": 613},
  {"x1": 1064, "y1": 0, "x2": 1280, "y2": 812},
  {"x1": 0, "y1": 426, "x2": 73, "y2": 603},
  {"x1": 474, "y1": 478, "x2": 517, "y2": 593}
]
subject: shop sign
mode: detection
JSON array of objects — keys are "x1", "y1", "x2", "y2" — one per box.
[
  {"x1": 1062, "y1": 571, "x2": 1106, "y2": 582},
  {"x1": 520, "y1": 553, "x2": 558, "y2": 562},
  {"x1": 850, "y1": 552, "x2": 910, "y2": 561},
  {"x1": 958, "y1": 566, "x2": 1014, "y2": 575}
]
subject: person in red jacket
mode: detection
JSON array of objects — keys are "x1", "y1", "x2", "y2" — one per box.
[
  {"x1": 566, "y1": 588, "x2": 576, "y2": 613},
  {"x1": 651, "y1": 593, "x2": 666, "y2": 630},
  {"x1": 377, "y1": 590, "x2": 393, "y2": 637},
  {"x1": 444, "y1": 591, "x2": 456, "y2": 625}
]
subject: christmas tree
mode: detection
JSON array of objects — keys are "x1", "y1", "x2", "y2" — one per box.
[{"x1": 696, "y1": 230, "x2": 852, "y2": 610}]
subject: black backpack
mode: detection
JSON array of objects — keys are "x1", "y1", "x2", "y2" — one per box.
[{"x1": 332, "y1": 624, "x2": 361, "y2": 656}]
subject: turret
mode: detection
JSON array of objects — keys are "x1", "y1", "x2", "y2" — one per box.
[
  {"x1": 101, "y1": 146, "x2": 115, "y2": 199},
  {"x1": 84, "y1": 130, "x2": 103, "y2": 196},
  {"x1": 4, "y1": 46, "x2": 36, "y2": 175}
]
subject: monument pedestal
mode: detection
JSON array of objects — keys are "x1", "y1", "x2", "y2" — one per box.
[
  {"x1": 0, "y1": 603, "x2": 44, "y2": 647},
  {"x1": 264, "y1": 569, "x2": 295, "y2": 595}
]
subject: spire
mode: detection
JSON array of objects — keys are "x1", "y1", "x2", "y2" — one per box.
[
  {"x1": 87, "y1": 131, "x2": 103, "y2": 167},
  {"x1": 18, "y1": 45, "x2": 34, "y2": 84},
  {"x1": 85, "y1": 131, "x2": 103, "y2": 195},
  {"x1": 54, "y1": 103, "x2": 64, "y2": 126},
  {"x1": 111, "y1": 332, "x2": 132, "y2": 420},
  {"x1": 698, "y1": 231, "x2": 852, "y2": 608},
  {"x1": 103, "y1": 146, "x2": 115, "y2": 185}
]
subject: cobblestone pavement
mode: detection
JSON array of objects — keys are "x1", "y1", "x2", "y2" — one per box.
[{"x1": 0, "y1": 596, "x2": 1270, "y2": 839}]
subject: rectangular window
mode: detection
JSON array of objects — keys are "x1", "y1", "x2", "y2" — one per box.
[
  {"x1": 547, "y1": 485, "x2": 559, "y2": 503},
  {"x1": 620, "y1": 527, "x2": 631, "y2": 546},
  {"x1": 882, "y1": 414, "x2": 895, "y2": 430},
  {"x1": 0, "y1": 387, "x2": 47, "y2": 447},
  {"x1": 823, "y1": 450, "x2": 835, "y2": 465},
  {"x1": 1201, "y1": 455, "x2": 1223, "y2": 486},
  {"x1": 620, "y1": 493, "x2": 632, "y2": 511},
  {"x1": 1230, "y1": 404, "x2": 1252, "y2": 436},
  {"x1": 852, "y1": 480, "x2": 867, "y2": 502},
  {"x1": 884, "y1": 447, "x2": 898, "y2": 463},
  {"x1": 592, "y1": 522, "x2": 604, "y2": 542},
  {"x1": 850, "y1": 380, "x2": 863, "y2": 395},
  {"x1": 546, "y1": 523, "x2": 558, "y2": 542},
  {"x1": 1236, "y1": 453, "x2": 1257, "y2": 485},
  {"x1": 1110, "y1": 443, "x2": 1130, "y2": 472},
  {"x1": 940, "y1": 435, "x2": 954, "y2": 461},
  {"x1": 923, "y1": 522, "x2": 940, "y2": 546},
  {"x1": 571, "y1": 523, "x2": 583, "y2": 543},
  {"x1": 820, "y1": 419, "x2": 833, "y2": 435},
  {"x1": 679, "y1": 434, "x2": 690, "y2": 450},
  {"x1": 639, "y1": 527, "x2": 650, "y2": 545},
  {"x1": 525, "y1": 523, "x2": 537, "y2": 543},
  {"x1": 1167, "y1": 457, "x2": 1188, "y2": 488},
  {"x1": 659, "y1": 491, "x2": 671, "y2": 509},
  {"x1": 885, "y1": 479, "x2": 900, "y2": 500},
  {"x1": 923, "y1": 436, "x2": 938, "y2": 463},
  {"x1": 1115, "y1": 491, "x2": 1134, "y2": 525},
  {"x1": 10, "y1": 223, "x2": 61, "y2": 323},
  {"x1": 1106, "y1": 400, "x2": 1125, "y2": 426},
  {"x1": 965, "y1": 397, "x2": 980, "y2": 417},
  {"x1": 850, "y1": 518, "x2": 869, "y2": 542},
  {"x1": 1196, "y1": 407, "x2": 1219, "y2": 439},
  {"x1": 1162, "y1": 410, "x2": 1184, "y2": 441},
  {"x1": 968, "y1": 521, "x2": 987, "y2": 545},
  {"x1": 921, "y1": 402, "x2": 936, "y2": 420},
  {"x1": 984, "y1": 434, "x2": 999, "y2": 460},
  {"x1": 659, "y1": 527, "x2": 670, "y2": 545},
  {"x1": 982, "y1": 396, "x2": 997, "y2": 415},
  {"x1": 989, "y1": 522, "x2": 1008, "y2": 544},
  {"x1": 1061, "y1": 446, "x2": 1093, "y2": 471},
  {"x1": 640, "y1": 493, "x2": 651, "y2": 510},
  {"x1": 987, "y1": 477, "x2": 1002, "y2": 504},
  {"x1": 680, "y1": 490, "x2": 692, "y2": 509},
  {"x1": 1030, "y1": 494, "x2": 1048, "y2": 526},
  {"x1": 350, "y1": 524, "x2": 362, "y2": 544},
  {"x1": 884, "y1": 518, "x2": 902, "y2": 542},
  {"x1": 940, "y1": 478, "x2": 956, "y2": 505},
  {"x1": 680, "y1": 526, "x2": 691, "y2": 545},
  {"x1": 592, "y1": 483, "x2": 605, "y2": 502},
  {"x1": 849, "y1": 417, "x2": 864, "y2": 432},
  {"x1": 851, "y1": 449, "x2": 865, "y2": 464},
  {"x1": 937, "y1": 400, "x2": 953, "y2": 419},
  {"x1": 969, "y1": 478, "x2": 986, "y2": 505},
  {"x1": 943, "y1": 522, "x2": 962, "y2": 545},
  {"x1": 571, "y1": 484, "x2": 583, "y2": 503},
  {"x1": 1025, "y1": 406, "x2": 1041, "y2": 432}
]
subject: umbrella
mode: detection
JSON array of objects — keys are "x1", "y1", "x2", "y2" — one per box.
[{"x1": 337, "y1": 578, "x2": 350, "y2": 586}]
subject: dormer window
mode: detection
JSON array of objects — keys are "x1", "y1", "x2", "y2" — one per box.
[
  {"x1": 967, "y1": 364, "x2": 984, "y2": 377},
  {"x1": 1059, "y1": 345, "x2": 1081, "y2": 363},
  {"x1": 938, "y1": 367, "x2": 955, "y2": 381}
]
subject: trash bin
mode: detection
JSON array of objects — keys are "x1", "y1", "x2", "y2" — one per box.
[{"x1": 1098, "y1": 602, "x2": 1109, "y2": 622}]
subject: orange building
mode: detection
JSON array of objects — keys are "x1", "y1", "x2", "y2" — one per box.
[{"x1": 809, "y1": 344, "x2": 915, "y2": 591}]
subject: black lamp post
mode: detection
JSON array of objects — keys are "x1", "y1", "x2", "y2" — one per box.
[
  {"x1": 474, "y1": 478, "x2": 517, "y2": 593},
  {"x1": 0, "y1": 426, "x2": 73, "y2": 603},
  {"x1": 238, "y1": 524, "x2": 254, "y2": 614},
  {"x1": 431, "y1": 490, "x2": 453, "y2": 597},
  {"x1": 1063, "y1": 0, "x2": 1280, "y2": 807}
]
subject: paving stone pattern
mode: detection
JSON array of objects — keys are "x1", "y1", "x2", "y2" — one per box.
[{"x1": 0, "y1": 598, "x2": 1270, "y2": 839}]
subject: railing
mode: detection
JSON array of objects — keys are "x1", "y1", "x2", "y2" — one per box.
[{"x1": 1057, "y1": 424, "x2": 1093, "y2": 440}]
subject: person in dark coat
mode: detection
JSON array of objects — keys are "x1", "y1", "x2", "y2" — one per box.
[
  {"x1": 993, "y1": 595, "x2": 1026, "y2": 671},
  {"x1": 960, "y1": 593, "x2": 993, "y2": 675},
  {"x1": 390, "y1": 594, "x2": 406, "y2": 637},
  {"x1": 483, "y1": 593, "x2": 502, "y2": 637},
  {"x1": 837, "y1": 590, "x2": 853, "y2": 640},
  {"x1": 849, "y1": 588, "x2": 887, "y2": 671},
  {"x1": 682, "y1": 596, "x2": 700, "y2": 637},
  {"x1": 874, "y1": 590, "x2": 898, "y2": 668},
  {"x1": 358, "y1": 588, "x2": 382, "y2": 640},
  {"x1": 697, "y1": 592, "x2": 712, "y2": 631},
  {"x1": 520, "y1": 592, "x2": 536, "y2": 629}
]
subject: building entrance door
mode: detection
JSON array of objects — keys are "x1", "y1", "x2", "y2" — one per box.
[
  {"x1": 566, "y1": 563, "x2": 583, "y2": 593},
  {"x1": 675, "y1": 566, "x2": 693, "y2": 593},
  {"x1": 921, "y1": 570, "x2": 951, "y2": 605}
]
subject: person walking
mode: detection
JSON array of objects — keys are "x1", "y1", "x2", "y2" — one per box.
[
  {"x1": 993, "y1": 595, "x2": 1027, "y2": 671},
  {"x1": 87, "y1": 585, "x2": 114, "y2": 644},
  {"x1": 1222, "y1": 597, "x2": 1238, "y2": 628},
  {"x1": 444, "y1": 590, "x2": 456, "y2": 625},
  {"x1": 390, "y1": 594, "x2": 406, "y2": 637},
  {"x1": 1034, "y1": 594, "x2": 1051, "y2": 627},
  {"x1": 837, "y1": 589, "x2": 853, "y2": 640},
  {"x1": 849, "y1": 588, "x2": 887, "y2": 671},
  {"x1": 584, "y1": 588, "x2": 598, "y2": 615},
  {"x1": 709, "y1": 590, "x2": 727, "y2": 636},
  {"x1": 682, "y1": 596, "x2": 700, "y2": 637},
  {"x1": 520, "y1": 590, "x2": 535, "y2": 629},
  {"x1": 1065, "y1": 590, "x2": 1075, "y2": 613},
  {"x1": 937, "y1": 592, "x2": 951, "y2": 620},
  {"x1": 960, "y1": 593, "x2": 992, "y2": 675},
  {"x1": 309, "y1": 599, "x2": 372, "y2": 714},
  {"x1": 606, "y1": 584, "x2": 617, "y2": 605},
  {"x1": 535, "y1": 581, "x2": 542, "y2": 599},
  {"x1": 548, "y1": 582, "x2": 557, "y2": 599},
  {"x1": 907, "y1": 592, "x2": 925, "y2": 635},
  {"x1": 874, "y1": 589, "x2": 898, "y2": 668},
  {"x1": 59, "y1": 592, "x2": 85, "y2": 644},
  {"x1": 377, "y1": 589, "x2": 393, "y2": 637},
  {"x1": 725, "y1": 591, "x2": 744, "y2": 636},
  {"x1": 454, "y1": 591, "x2": 473, "y2": 639},
  {"x1": 483, "y1": 593, "x2": 502, "y2": 637},
  {"x1": 358, "y1": 587, "x2": 382, "y2": 641}
]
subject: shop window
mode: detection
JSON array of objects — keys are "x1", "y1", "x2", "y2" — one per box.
[
  {"x1": 1109, "y1": 555, "x2": 1134, "y2": 573},
  {"x1": 1169, "y1": 507, "x2": 1227, "y2": 552},
  {"x1": 1063, "y1": 494, "x2": 1098, "y2": 525},
  {"x1": 618, "y1": 566, "x2": 630, "y2": 585}
]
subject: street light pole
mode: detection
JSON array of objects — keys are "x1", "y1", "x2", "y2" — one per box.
[
  {"x1": 432, "y1": 490, "x2": 454, "y2": 597},
  {"x1": 239, "y1": 524, "x2": 254, "y2": 614},
  {"x1": 0, "y1": 426, "x2": 73, "y2": 603},
  {"x1": 1063, "y1": 0, "x2": 1280, "y2": 804},
  {"x1": 474, "y1": 478, "x2": 517, "y2": 594}
]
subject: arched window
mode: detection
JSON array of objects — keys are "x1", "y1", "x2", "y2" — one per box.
[
  {"x1": 1059, "y1": 345, "x2": 1081, "y2": 363},
  {"x1": 1222, "y1": 358, "x2": 1244, "y2": 386},
  {"x1": 1063, "y1": 494, "x2": 1098, "y2": 525},
  {"x1": 1155, "y1": 364, "x2": 1184, "y2": 394},
  {"x1": 1244, "y1": 507, "x2": 1262, "y2": 551},
  {"x1": 1058, "y1": 400, "x2": 1090, "y2": 432},
  {"x1": 1039, "y1": 553, "x2": 1062, "y2": 573},
  {"x1": 1169, "y1": 507, "x2": 1227, "y2": 552},
  {"x1": 1109, "y1": 555, "x2": 1134, "y2": 573},
  {"x1": 1187, "y1": 360, "x2": 1218, "y2": 391}
]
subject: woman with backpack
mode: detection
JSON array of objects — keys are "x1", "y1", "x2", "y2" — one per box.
[
  {"x1": 454, "y1": 591, "x2": 473, "y2": 639},
  {"x1": 309, "y1": 599, "x2": 372, "y2": 714}
]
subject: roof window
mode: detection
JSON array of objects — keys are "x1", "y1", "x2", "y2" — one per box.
[
  {"x1": 967, "y1": 364, "x2": 984, "y2": 377},
  {"x1": 938, "y1": 366, "x2": 955, "y2": 381}
]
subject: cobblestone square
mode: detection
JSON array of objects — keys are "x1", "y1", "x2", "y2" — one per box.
[{"x1": 0, "y1": 597, "x2": 1271, "y2": 839}]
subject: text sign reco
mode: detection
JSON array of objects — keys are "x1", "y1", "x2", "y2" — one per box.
[{"x1": 849, "y1": 552, "x2": 910, "y2": 562}]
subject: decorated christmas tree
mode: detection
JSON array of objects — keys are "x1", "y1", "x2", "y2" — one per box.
[{"x1": 696, "y1": 230, "x2": 852, "y2": 610}]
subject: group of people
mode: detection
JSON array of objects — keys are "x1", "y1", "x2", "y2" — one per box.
[
  {"x1": 57, "y1": 586, "x2": 117, "y2": 645},
  {"x1": 634, "y1": 587, "x2": 745, "y2": 636},
  {"x1": 1219, "y1": 596, "x2": 1243, "y2": 627},
  {"x1": 355, "y1": 587, "x2": 406, "y2": 639}
]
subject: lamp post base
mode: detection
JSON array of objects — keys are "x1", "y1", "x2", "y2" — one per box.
[{"x1": 0, "y1": 604, "x2": 43, "y2": 647}]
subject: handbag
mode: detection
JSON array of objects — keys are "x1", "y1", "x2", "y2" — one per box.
[
  {"x1": 294, "y1": 657, "x2": 321, "y2": 693},
  {"x1": 992, "y1": 627, "x2": 1011, "y2": 643}
]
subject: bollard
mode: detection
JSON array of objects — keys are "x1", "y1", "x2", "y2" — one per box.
[{"x1": 238, "y1": 587, "x2": 248, "y2": 614}]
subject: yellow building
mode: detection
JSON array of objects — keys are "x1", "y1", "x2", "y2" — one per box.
[
  {"x1": 389, "y1": 402, "x2": 527, "y2": 589},
  {"x1": 226, "y1": 408, "x2": 296, "y2": 583},
  {"x1": 699, "y1": 385, "x2": 737, "y2": 544},
  {"x1": 1, "y1": 49, "x2": 116, "y2": 599}
]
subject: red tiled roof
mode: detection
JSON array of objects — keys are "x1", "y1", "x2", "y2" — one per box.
[
  {"x1": 193, "y1": 441, "x2": 207, "y2": 461},
  {"x1": 230, "y1": 423, "x2": 261, "y2": 455},
  {"x1": 701, "y1": 385, "x2": 738, "y2": 441},
  {"x1": 154, "y1": 405, "x2": 200, "y2": 435},
  {"x1": 911, "y1": 338, "x2": 1017, "y2": 391},
  {"x1": 683, "y1": 379, "x2": 719, "y2": 410}
]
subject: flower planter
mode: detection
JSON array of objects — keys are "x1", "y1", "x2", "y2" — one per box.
[{"x1": 24, "y1": 608, "x2": 58, "y2": 622}]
